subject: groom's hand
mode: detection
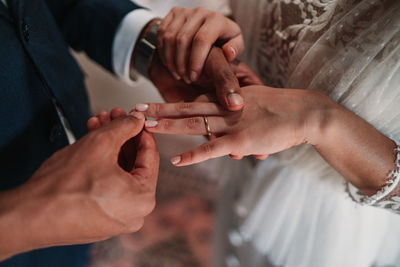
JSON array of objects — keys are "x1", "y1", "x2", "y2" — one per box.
[
  {"x1": 149, "y1": 46, "x2": 244, "y2": 111},
  {"x1": 0, "y1": 113, "x2": 159, "y2": 260}
]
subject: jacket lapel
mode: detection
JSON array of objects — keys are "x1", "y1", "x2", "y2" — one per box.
[{"x1": 0, "y1": 0, "x2": 11, "y2": 21}]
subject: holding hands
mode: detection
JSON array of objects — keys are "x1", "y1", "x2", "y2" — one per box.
[
  {"x1": 137, "y1": 86, "x2": 328, "y2": 166},
  {"x1": 157, "y1": 6, "x2": 244, "y2": 83}
]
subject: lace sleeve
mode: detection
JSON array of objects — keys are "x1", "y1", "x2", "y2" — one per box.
[{"x1": 347, "y1": 143, "x2": 400, "y2": 214}]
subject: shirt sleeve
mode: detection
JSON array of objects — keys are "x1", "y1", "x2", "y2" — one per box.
[{"x1": 112, "y1": 9, "x2": 157, "y2": 85}]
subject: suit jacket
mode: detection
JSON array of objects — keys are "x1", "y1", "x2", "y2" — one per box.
[{"x1": 0, "y1": 0, "x2": 141, "y2": 265}]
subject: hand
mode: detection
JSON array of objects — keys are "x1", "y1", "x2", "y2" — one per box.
[
  {"x1": 149, "y1": 46, "x2": 244, "y2": 111},
  {"x1": 136, "y1": 85, "x2": 328, "y2": 166},
  {"x1": 0, "y1": 111, "x2": 159, "y2": 259},
  {"x1": 157, "y1": 7, "x2": 244, "y2": 83}
]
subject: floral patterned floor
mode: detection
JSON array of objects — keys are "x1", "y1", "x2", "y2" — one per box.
[{"x1": 89, "y1": 147, "x2": 218, "y2": 267}]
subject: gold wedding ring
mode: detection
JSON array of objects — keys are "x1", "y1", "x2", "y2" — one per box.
[{"x1": 203, "y1": 116, "x2": 212, "y2": 136}]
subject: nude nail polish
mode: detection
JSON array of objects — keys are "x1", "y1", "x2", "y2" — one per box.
[
  {"x1": 228, "y1": 93, "x2": 244, "y2": 106},
  {"x1": 230, "y1": 46, "x2": 237, "y2": 57},
  {"x1": 171, "y1": 156, "x2": 181, "y2": 165},
  {"x1": 172, "y1": 72, "x2": 181, "y2": 80},
  {"x1": 145, "y1": 120, "x2": 158, "y2": 128},
  {"x1": 136, "y1": 103, "x2": 149, "y2": 112},
  {"x1": 190, "y1": 71, "x2": 198, "y2": 82}
]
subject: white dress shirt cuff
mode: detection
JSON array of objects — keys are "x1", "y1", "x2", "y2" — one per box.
[{"x1": 112, "y1": 9, "x2": 157, "y2": 85}]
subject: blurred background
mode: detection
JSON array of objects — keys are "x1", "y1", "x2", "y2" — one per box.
[{"x1": 73, "y1": 1, "x2": 231, "y2": 266}]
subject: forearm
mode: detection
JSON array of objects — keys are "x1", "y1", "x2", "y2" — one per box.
[{"x1": 309, "y1": 94, "x2": 397, "y2": 196}]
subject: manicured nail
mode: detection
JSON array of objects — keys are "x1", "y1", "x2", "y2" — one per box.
[
  {"x1": 129, "y1": 111, "x2": 144, "y2": 120},
  {"x1": 229, "y1": 46, "x2": 237, "y2": 57},
  {"x1": 190, "y1": 71, "x2": 198, "y2": 82},
  {"x1": 135, "y1": 103, "x2": 149, "y2": 112},
  {"x1": 171, "y1": 156, "x2": 181, "y2": 165},
  {"x1": 145, "y1": 120, "x2": 158, "y2": 128},
  {"x1": 172, "y1": 72, "x2": 181, "y2": 80},
  {"x1": 227, "y1": 93, "x2": 244, "y2": 106}
]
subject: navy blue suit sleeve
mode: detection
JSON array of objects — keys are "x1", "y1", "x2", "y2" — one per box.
[{"x1": 44, "y1": 0, "x2": 142, "y2": 72}]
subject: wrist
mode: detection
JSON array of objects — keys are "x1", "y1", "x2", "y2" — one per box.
[
  {"x1": 302, "y1": 90, "x2": 341, "y2": 146},
  {"x1": 131, "y1": 18, "x2": 162, "y2": 75},
  {"x1": 0, "y1": 185, "x2": 46, "y2": 259}
]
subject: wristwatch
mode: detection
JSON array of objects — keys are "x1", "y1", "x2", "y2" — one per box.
[{"x1": 131, "y1": 20, "x2": 161, "y2": 80}]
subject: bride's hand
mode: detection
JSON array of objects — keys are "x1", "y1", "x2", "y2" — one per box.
[
  {"x1": 137, "y1": 85, "x2": 331, "y2": 166},
  {"x1": 157, "y1": 7, "x2": 244, "y2": 83}
]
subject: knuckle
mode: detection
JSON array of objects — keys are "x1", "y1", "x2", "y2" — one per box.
[
  {"x1": 160, "y1": 120, "x2": 171, "y2": 130},
  {"x1": 194, "y1": 33, "x2": 208, "y2": 44},
  {"x1": 194, "y1": 7, "x2": 205, "y2": 13},
  {"x1": 201, "y1": 143, "x2": 213, "y2": 154},
  {"x1": 172, "y1": 6, "x2": 182, "y2": 13},
  {"x1": 176, "y1": 102, "x2": 192, "y2": 113},
  {"x1": 186, "y1": 117, "x2": 201, "y2": 130},
  {"x1": 207, "y1": 11, "x2": 220, "y2": 20},
  {"x1": 153, "y1": 103, "x2": 161, "y2": 115},
  {"x1": 158, "y1": 26, "x2": 166, "y2": 35},
  {"x1": 164, "y1": 33, "x2": 175, "y2": 43},
  {"x1": 176, "y1": 34, "x2": 189, "y2": 46}
]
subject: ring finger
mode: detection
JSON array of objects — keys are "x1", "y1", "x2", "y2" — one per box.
[{"x1": 145, "y1": 116, "x2": 229, "y2": 136}]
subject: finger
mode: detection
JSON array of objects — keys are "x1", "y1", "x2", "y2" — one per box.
[
  {"x1": 229, "y1": 154, "x2": 243, "y2": 160},
  {"x1": 87, "y1": 117, "x2": 101, "y2": 132},
  {"x1": 205, "y1": 47, "x2": 243, "y2": 111},
  {"x1": 110, "y1": 108, "x2": 127, "y2": 120},
  {"x1": 157, "y1": 11, "x2": 175, "y2": 66},
  {"x1": 162, "y1": 12, "x2": 187, "y2": 81},
  {"x1": 136, "y1": 102, "x2": 227, "y2": 118},
  {"x1": 175, "y1": 11, "x2": 207, "y2": 79},
  {"x1": 189, "y1": 16, "x2": 241, "y2": 82},
  {"x1": 254, "y1": 154, "x2": 269, "y2": 160},
  {"x1": 222, "y1": 34, "x2": 245, "y2": 62},
  {"x1": 145, "y1": 116, "x2": 229, "y2": 136},
  {"x1": 170, "y1": 136, "x2": 233, "y2": 166},
  {"x1": 130, "y1": 130, "x2": 160, "y2": 189},
  {"x1": 194, "y1": 94, "x2": 217, "y2": 103},
  {"x1": 100, "y1": 111, "x2": 145, "y2": 154},
  {"x1": 98, "y1": 110, "x2": 111, "y2": 125}
]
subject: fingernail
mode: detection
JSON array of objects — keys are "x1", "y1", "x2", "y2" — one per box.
[
  {"x1": 229, "y1": 46, "x2": 237, "y2": 57},
  {"x1": 183, "y1": 76, "x2": 191, "y2": 84},
  {"x1": 228, "y1": 93, "x2": 244, "y2": 106},
  {"x1": 171, "y1": 156, "x2": 181, "y2": 165},
  {"x1": 145, "y1": 120, "x2": 158, "y2": 128},
  {"x1": 135, "y1": 103, "x2": 149, "y2": 112},
  {"x1": 190, "y1": 71, "x2": 198, "y2": 82},
  {"x1": 129, "y1": 111, "x2": 144, "y2": 120},
  {"x1": 172, "y1": 72, "x2": 181, "y2": 80}
]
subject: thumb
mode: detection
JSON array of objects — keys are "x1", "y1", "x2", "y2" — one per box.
[
  {"x1": 205, "y1": 47, "x2": 244, "y2": 111},
  {"x1": 222, "y1": 34, "x2": 245, "y2": 62},
  {"x1": 101, "y1": 112, "x2": 145, "y2": 153}
]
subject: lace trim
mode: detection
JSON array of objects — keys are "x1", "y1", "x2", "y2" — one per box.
[{"x1": 347, "y1": 143, "x2": 400, "y2": 212}]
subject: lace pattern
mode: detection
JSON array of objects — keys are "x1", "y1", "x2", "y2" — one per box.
[{"x1": 347, "y1": 143, "x2": 400, "y2": 214}]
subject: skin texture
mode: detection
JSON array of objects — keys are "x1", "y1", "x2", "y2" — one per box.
[
  {"x1": 157, "y1": 7, "x2": 244, "y2": 83},
  {"x1": 139, "y1": 84, "x2": 398, "y2": 197},
  {"x1": 149, "y1": 46, "x2": 244, "y2": 112},
  {"x1": 0, "y1": 18, "x2": 244, "y2": 261},
  {"x1": 0, "y1": 113, "x2": 159, "y2": 260}
]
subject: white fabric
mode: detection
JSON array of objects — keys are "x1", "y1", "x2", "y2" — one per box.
[
  {"x1": 217, "y1": 0, "x2": 400, "y2": 266},
  {"x1": 112, "y1": 8, "x2": 157, "y2": 85},
  {"x1": 133, "y1": 0, "x2": 231, "y2": 17}
]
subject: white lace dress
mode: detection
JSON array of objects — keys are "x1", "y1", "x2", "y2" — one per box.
[{"x1": 214, "y1": 1, "x2": 400, "y2": 266}]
